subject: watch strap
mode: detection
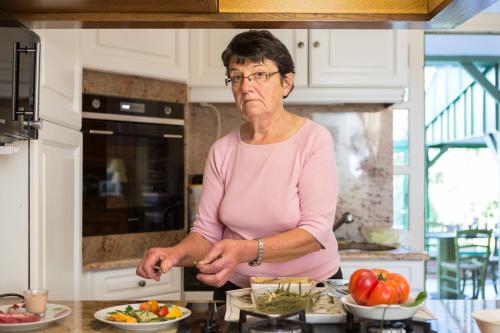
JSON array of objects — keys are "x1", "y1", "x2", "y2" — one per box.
[{"x1": 248, "y1": 238, "x2": 264, "y2": 267}]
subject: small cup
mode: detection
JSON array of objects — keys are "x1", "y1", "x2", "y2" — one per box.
[{"x1": 23, "y1": 289, "x2": 49, "y2": 316}]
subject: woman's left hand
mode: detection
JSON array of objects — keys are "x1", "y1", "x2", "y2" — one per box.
[{"x1": 196, "y1": 239, "x2": 245, "y2": 287}]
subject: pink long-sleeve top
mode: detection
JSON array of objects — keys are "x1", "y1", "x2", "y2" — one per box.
[{"x1": 191, "y1": 119, "x2": 339, "y2": 287}]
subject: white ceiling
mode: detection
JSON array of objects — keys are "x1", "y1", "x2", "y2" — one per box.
[{"x1": 483, "y1": 1, "x2": 500, "y2": 12}]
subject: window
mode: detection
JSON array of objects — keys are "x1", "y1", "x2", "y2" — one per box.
[{"x1": 393, "y1": 108, "x2": 410, "y2": 230}]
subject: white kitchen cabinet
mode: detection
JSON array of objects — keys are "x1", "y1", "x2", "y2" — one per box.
[
  {"x1": 189, "y1": 29, "x2": 408, "y2": 104},
  {"x1": 309, "y1": 30, "x2": 408, "y2": 89},
  {"x1": 30, "y1": 121, "x2": 82, "y2": 300},
  {"x1": 80, "y1": 29, "x2": 188, "y2": 83},
  {"x1": 35, "y1": 29, "x2": 81, "y2": 130},
  {"x1": 340, "y1": 260, "x2": 425, "y2": 292},
  {"x1": 82, "y1": 267, "x2": 182, "y2": 300},
  {"x1": 189, "y1": 29, "x2": 308, "y2": 102}
]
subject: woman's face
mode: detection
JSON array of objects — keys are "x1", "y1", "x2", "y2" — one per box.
[{"x1": 227, "y1": 59, "x2": 294, "y2": 120}]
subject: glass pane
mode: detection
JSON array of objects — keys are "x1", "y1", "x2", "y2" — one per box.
[
  {"x1": 393, "y1": 109, "x2": 409, "y2": 166},
  {"x1": 394, "y1": 174, "x2": 409, "y2": 230},
  {"x1": 82, "y1": 119, "x2": 184, "y2": 236},
  {"x1": 428, "y1": 148, "x2": 499, "y2": 231}
]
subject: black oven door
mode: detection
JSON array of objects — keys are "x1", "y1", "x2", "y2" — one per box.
[{"x1": 82, "y1": 119, "x2": 184, "y2": 236}]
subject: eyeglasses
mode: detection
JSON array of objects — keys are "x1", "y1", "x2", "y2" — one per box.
[{"x1": 225, "y1": 71, "x2": 280, "y2": 88}]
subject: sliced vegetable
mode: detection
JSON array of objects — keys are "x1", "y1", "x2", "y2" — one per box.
[
  {"x1": 158, "y1": 305, "x2": 169, "y2": 317},
  {"x1": 106, "y1": 301, "x2": 183, "y2": 324}
]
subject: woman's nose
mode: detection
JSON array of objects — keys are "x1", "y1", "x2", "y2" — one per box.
[{"x1": 239, "y1": 76, "x2": 253, "y2": 91}]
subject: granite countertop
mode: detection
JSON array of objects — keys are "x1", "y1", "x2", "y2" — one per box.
[
  {"x1": 83, "y1": 258, "x2": 143, "y2": 272},
  {"x1": 339, "y1": 246, "x2": 429, "y2": 261},
  {"x1": 0, "y1": 299, "x2": 494, "y2": 332},
  {"x1": 83, "y1": 246, "x2": 428, "y2": 272}
]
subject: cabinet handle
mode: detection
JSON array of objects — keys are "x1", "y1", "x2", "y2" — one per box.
[
  {"x1": 89, "y1": 129, "x2": 114, "y2": 135},
  {"x1": 138, "y1": 280, "x2": 146, "y2": 287},
  {"x1": 297, "y1": 41, "x2": 304, "y2": 48},
  {"x1": 313, "y1": 41, "x2": 320, "y2": 48},
  {"x1": 163, "y1": 134, "x2": 183, "y2": 139}
]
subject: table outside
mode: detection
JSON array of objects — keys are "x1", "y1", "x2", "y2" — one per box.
[{"x1": 426, "y1": 231, "x2": 499, "y2": 299}]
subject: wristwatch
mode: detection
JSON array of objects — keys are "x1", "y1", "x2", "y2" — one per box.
[{"x1": 248, "y1": 238, "x2": 264, "y2": 267}]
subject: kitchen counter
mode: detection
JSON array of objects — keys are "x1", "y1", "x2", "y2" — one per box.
[
  {"x1": 339, "y1": 246, "x2": 429, "y2": 261},
  {"x1": 83, "y1": 246, "x2": 428, "y2": 272},
  {"x1": 0, "y1": 299, "x2": 494, "y2": 332}
]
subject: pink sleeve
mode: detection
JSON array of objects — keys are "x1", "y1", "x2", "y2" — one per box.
[
  {"x1": 297, "y1": 131, "x2": 338, "y2": 248},
  {"x1": 190, "y1": 145, "x2": 225, "y2": 244}
]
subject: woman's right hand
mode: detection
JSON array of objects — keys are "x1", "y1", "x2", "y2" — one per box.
[{"x1": 136, "y1": 247, "x2": 182, "y2": 281}]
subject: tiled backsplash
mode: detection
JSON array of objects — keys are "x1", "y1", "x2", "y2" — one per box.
[{"x1": 187, "y1": 103, "x2": 393, "y2": 242}]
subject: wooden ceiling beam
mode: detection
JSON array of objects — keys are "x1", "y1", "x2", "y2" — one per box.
[
  {"x1": 2, "y1": 0, "x2": 498, "y2": 29},
  {"x1": 219, "y1": 0, "x2": 429, "y2": 14}
]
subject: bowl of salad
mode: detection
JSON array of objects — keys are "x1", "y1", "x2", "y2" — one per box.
[{"x1": 94, "y1": 300, "x2": 191, "y2": 331}]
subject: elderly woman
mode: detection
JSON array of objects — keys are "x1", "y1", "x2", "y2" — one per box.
[{"x1": 137, "y1": 30, "x2": 341, "y2": 300}]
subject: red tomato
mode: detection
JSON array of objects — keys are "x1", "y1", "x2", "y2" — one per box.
[
  {"x1": 349, "y1": 268, "x2": 410, "y2": 306},
  {"x1": 349, "y1": 269, "x2": 378, "y2": 305},
  {"x1": 158, "y1": 306, "x2": 169, "y2": 317},
  {"x1": 139, "y1": 302, "x2": 150, "y2": 311}
]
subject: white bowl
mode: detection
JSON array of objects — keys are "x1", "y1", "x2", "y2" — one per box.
[
  {"x1": 361, "y1": 226, "x2": 403, "y2": 246},
  {"x1": 340, "y1": 294, "x2": 422, "y2": 320},
  {"x1": 472, "y1": 309, "x2": 500, "y2": 333}
]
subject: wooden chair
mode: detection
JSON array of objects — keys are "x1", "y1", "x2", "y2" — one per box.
[{"x1": 439, "y1": 229, "x2": 492, "y2": 299}]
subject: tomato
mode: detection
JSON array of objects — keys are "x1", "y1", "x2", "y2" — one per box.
[
  {"x1": 349, "y1": 269, "x2": 378, "y2": 305},
  {"x1": 139, "y1": 302, "x2": 150, "y2": 311},
  {"x1": 349, "y1": 268, "x2": 410, "y2": 306},
  {"x1": 148, "y1": 300, "x2": 159, "y2": 314},
  {"x1": 158, "y1": 305, "x2": 169, "y2": 317}
]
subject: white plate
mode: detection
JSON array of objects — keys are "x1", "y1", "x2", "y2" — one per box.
[
  {"x1": 340, "y1": 294, "x2": 422, "y2": 321},
  {"x1": 0, "y1": 303, "x2": 71, "y2": 332},
  {"x1": 94, "y1": 303, "x2": 191, "y2": 331}
]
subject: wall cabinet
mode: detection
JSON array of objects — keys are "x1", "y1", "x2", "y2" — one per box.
[
  {"x1": 340, "y1": 260, "x2": 425, "y2": 293},
  {"x1": 36, "y1": 29, "x2": 82, "y2": 130},
  {"x1": 80, "y1": 29, "x2": 188, "y2": 83},
  {"x1": 189, "y1": 29, "x2": 408, "y2": 104},
  {"x1": 82, "y1": 267, "x2": 182, "y2": 300},
  {"x1": 308, "y1": 30, "x2": 407, "y2": 88},
  {"x1": 189, "y1": 29, "x2": 308, "y2": 87}
]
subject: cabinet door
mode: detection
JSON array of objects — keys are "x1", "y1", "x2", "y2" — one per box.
[
  {"x1": 80, "y1": 29, "x2": 188, "y2": 83},
  {"x1": 89, "y1": 267, "x2": 182, "y2": 300},
  {"x1": 309, "y1": 30, "x2": 408, "y2": 88},
  {"x1": 34, "y1": 29, "x2": 81, "y2": 130},
  {"x1": 30, "y1": 122, "x2": 82, "y2": 300},
  {"x1": 189, "y1": 29, "x2": 308, "y2": 101}
]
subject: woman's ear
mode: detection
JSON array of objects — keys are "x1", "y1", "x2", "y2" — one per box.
[{"x1": 282, "y1": 73, "x2": 295, "y2": 98}]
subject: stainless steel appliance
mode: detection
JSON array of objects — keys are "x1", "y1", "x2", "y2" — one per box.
[
  {"x1": 0, "y1": 11, "x2": 40, "y2": 144},
  {"x1": 0, "y1": 11, "x2": 40, "y2": 294},
  {"x1": 82, "y1": 93, "x2": 184, "y2": 236}
]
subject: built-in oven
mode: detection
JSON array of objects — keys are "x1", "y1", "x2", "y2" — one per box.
[{"x1": 82, "y1": 93, "x2": 184, "y2": 236}]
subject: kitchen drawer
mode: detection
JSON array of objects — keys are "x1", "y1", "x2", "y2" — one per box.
[
  {"x1": 89, "y1": 267, "x2": 181, "y2": 300},
  {"x1": 340, "y1": 260, "x2": 425, "y2": 292}
]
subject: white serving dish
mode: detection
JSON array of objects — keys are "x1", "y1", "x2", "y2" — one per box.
[
  {"x1": 94, "y1": 303, "x2": 191, "y2": 331},
  {"x1": 340, "y1": 294, "x2": 423, "y2": 321},
  {"x1": 0, "y1": 304, "x2": 71, "y2": 332},
  {"x1": 472, "y1": 309, "x2": 500, "y2": 333}
]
